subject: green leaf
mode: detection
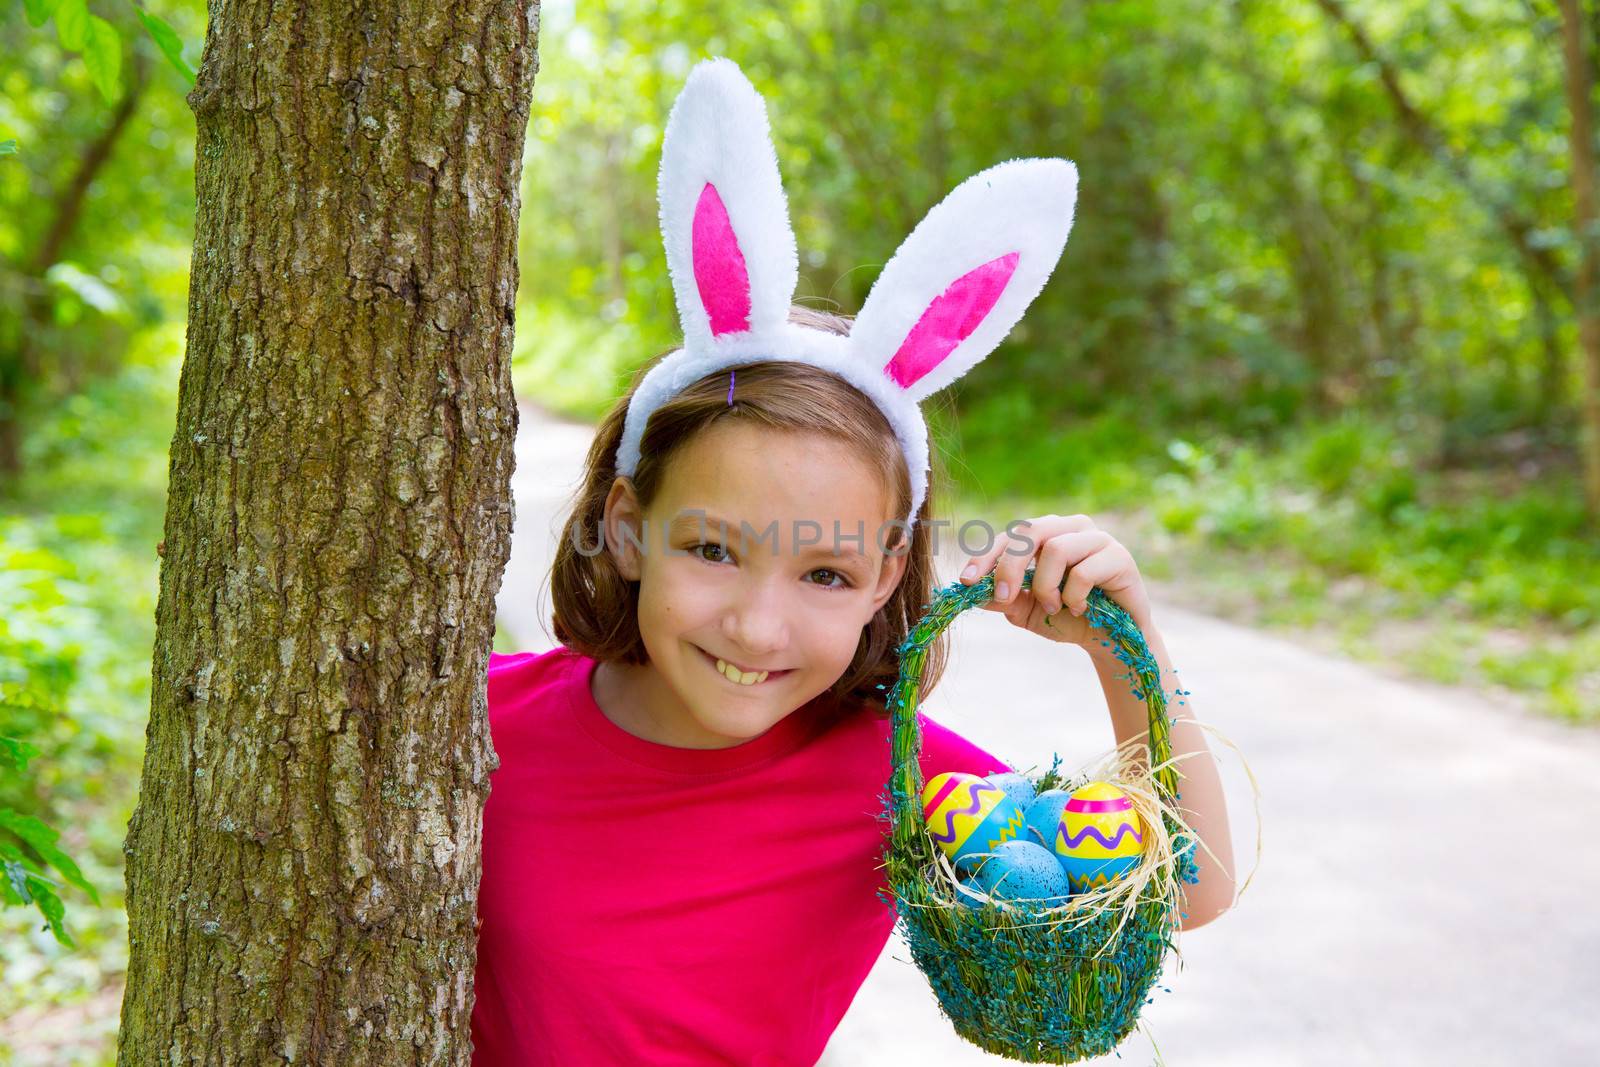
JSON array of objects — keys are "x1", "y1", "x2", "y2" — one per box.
[
  {"x1": 46, "y1": 262, "x2": 125, "y2": 315},
  {"x1": 0, "y1": 736, "x2": 37, "y2": 769},
  {"x1": 4, "y1": 859, "x2": 32, "y2": 905},
  {"x1": 84, "y1": 16, "x2": 123, "y2": 103},
  {"x1": 0, "y1": 809, "x2": 99, "y2": 904},
  {"x1": 23, "y1": 0, "x2": 59, "y2": 29},
  {"x1": 0, "y1": 139, "x2": 15, "y2": 157},
  {"x1": 33, "y1": 882, "x2": 71, "y2": 947},
  {"x1": 55, "y1": 0, "x2": 88, "y2": 52},
  {"x1": 137, "y1": 9, "x2": 197, "y2": 86}
]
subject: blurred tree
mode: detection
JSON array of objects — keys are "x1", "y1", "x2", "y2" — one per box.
[
  {"x1": 1, "y1": 48, "x2": 147, "y2": 475},
  {"x1": 1, "y1": 2, "x2": 198, "y2": 484},
  {"x1": 1316, "y1": 0, "x2": 1599, "y2": 516},
  {"x1": 115, "y1": 2, "x2": 540, "y2": 1064},
  {"x1": 1558, "y1": 0, "x2": 1600, "y2": 514}
]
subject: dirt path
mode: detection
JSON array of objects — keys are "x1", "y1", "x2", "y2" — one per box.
[{"x1": 497, "y1": 402, "x2": 1600, "y2": 1066}]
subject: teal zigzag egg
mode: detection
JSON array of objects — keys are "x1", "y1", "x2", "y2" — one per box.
[
  {"x1": 966, "y1": 840, "x2": 1073, "y2": 906},
  {"x1": 1022, "y1": 789, "x2": 1072, "y2": 849},
  {"x1": 922, "y1": 772, "x2": 1030, "y2": 869},
  {"x1": 984, "y1": 771, "x2": 1036, "y2": 813}
]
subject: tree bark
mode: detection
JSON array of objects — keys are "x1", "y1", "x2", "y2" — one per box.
[
  {"x1": 117, "y1": 2, "x2": 539, "y2": 1063},
  {"x1": 1560, "y1": 0, "x2": 1600, "y2": 519}
]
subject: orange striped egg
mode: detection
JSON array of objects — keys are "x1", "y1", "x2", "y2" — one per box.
[{"x1": 922, "y1": 772, "x2": 1029, "y2": 868}]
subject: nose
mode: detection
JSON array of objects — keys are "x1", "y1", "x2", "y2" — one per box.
[{"x1": 720, "y1": 575, "x2": 790, "y2": 660}]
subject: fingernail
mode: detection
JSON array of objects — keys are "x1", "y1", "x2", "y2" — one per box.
[
  {"x1": 1070, "y1": 603, "x2": 1084, "y2": 616},
  {"x1": 961, "y1": 564, "x2": 978, "y2": 580},
  {"x1": 996, "y1": 581, "x2": 1009, "y2": 601}
]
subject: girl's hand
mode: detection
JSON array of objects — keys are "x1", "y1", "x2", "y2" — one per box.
[{"x1": 957, "y1": 514, "x2": 1153, "y2": 648}]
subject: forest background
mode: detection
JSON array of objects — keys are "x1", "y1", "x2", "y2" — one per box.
[{"x1": 3, "y1": 0, "x2": 1597, "y2": 1061}]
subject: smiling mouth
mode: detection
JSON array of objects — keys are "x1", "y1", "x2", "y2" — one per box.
[{"x1": 697, "y1": 647, "x2": 792, "y2": 687}]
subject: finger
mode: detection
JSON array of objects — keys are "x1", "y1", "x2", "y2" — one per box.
[
  {"x1": 988, "y1": 514, "x2": 1096, "y2": 603},
  {"x1": 1060, "y1": 542, "x2": 1126, "y2": 616},
  {"x1": 989, "y1": 520, "x2": 1039, "y2": 605},
  {"x1": 1003, "y1": 588, "x2": 1043, "y2": 628},
  {"x1": 960, "y1": 521, "x2": 1034, "y2": 593},
  {"x1": 1030, "y1": 533, "x2": 1087, "y2": 616},
  {"x1": 958, "y1": 523, "x2": 1018, "y2": 586}
]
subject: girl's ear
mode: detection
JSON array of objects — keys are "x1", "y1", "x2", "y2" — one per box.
[
  {"x1": 658, "y1": 58, "x2": 799, "y2": 352},
  {"x1": 869, "y1": 539, "x2": 910, "y2": 615},
  {"x1": 851, "y1": 158, "x2": 1078, "y2": 402},
  {"x1": 603, "y1": 477, "x2": 646, "y2": 581}
]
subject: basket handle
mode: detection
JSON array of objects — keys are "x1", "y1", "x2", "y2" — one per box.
[{"x1": 885, "y1": 566, "x2": 1179, "y2": 863}]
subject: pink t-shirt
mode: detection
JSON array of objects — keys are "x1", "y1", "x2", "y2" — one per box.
[{"x1": 470, "y1": 646, "x2": 1009, "y2": 1066}]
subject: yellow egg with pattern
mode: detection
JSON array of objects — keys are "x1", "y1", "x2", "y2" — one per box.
[
  {"x1": 1054, "y1": 780, "x2": 1146, "y2": 892},
  {"x1": 922, "y1": 772, "x2": 1029, "y2": 867}
]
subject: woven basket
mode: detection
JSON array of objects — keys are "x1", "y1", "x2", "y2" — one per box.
[{"x1": 881, "y1": 566, "x2": 1199, "y2": 1063}]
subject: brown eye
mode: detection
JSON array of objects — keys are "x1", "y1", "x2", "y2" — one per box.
[
  {"x1": 808, "y1": 568, "x2": 850, "y2": 589},
  {"x1": 693, "y1": 542, "x2": 729, "y2": 563}
]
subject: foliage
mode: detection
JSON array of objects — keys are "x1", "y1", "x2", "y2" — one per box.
[
  {"x1": 0, "y1": 327, "x2": 174, "y2": 1059},
  {"x1": 1, "y1": 738, "x2": 100, "y2": 946},
  {"x1": 517, "y1": 0, "x2": 1587, "y2": 463},
  {"x1": 1, "y1": 0, "x2": 200, "y2": 479},
  {"x1": 18, "y1": 0, "x2": 196, "y2": 100}
]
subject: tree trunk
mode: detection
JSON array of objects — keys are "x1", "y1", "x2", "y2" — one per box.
[
  {"x1": 117, "y1": 2, "x2": 539, "y2": 1063},
  {"x1": 1560, "y1": 0, "x2": 1600, "y2": 521}
]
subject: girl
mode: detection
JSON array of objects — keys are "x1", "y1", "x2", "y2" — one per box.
[{"x1": 470, "y1": 59, "x2": 1235, "y2": 1066}]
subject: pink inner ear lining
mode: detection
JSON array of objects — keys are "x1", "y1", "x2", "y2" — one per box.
[
  {"x1": 885, "y1": 251, "x2": 1021, "y2": 390},
  {"x1": 691, "y1": 183, "x2": 752, "y2": 336}
]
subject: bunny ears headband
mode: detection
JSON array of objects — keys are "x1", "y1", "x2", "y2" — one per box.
[{"x1": 615, "y1": 57, "x2": 1079, "y2": 532}]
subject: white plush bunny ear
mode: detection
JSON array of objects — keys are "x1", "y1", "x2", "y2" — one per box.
[
  {"x1": 657, "y1": 58, "x2": 799, "y2": 352},
  {"x1": 851, "y1": 158, "x2": 1078, "y2": 402}
]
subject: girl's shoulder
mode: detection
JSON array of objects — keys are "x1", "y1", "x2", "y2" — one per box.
[
  {"x1": 485, "y1": 645, "x2": 588, "y2": 733},
  {"x1": 487, "y1": 644, "x2": 579, "y2": 688},
  {"x1": 827, "y1": 695, "x2": 1012, "y2": 780},
  {"x1": 916, "y1": 712, "x2": 1012, "y2": 779}
]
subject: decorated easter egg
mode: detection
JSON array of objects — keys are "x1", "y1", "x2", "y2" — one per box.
[
  {"x1": 985, "y1": 771, "x2": 1036, "y2": 813},
  {"x1": 966, "y1": 840, "x2": 1073, "y2": 906},
  {"x1": 1023, "y1": 789, "x2": 1072, "y2": 849},
  {"x1": 1054, "y1": 781, "x2": 1146, "y2": 893},
  {"x1": 922, "y1": 772, "x2": 1029, "y2": 868}
]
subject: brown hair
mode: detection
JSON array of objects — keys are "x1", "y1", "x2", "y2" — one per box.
[{"x1": 548, "y1": 304, "x2": 950, "y2": 712}]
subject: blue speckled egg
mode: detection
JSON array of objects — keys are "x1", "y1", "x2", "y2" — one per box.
[
  {"x1": 985, "y1": 771, "x2": 1036, "y2": 813},
  {"x1": 965, "y1": 840, "x2": 1073, "y2": 906},
  {"x1": 1023, "y1": 789, "x2": 1072, "y2": 849}
]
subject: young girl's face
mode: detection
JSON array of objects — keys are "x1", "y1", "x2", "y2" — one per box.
[{"x1": 603, "y1": 421, "x2": 908, "y2": 748}]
